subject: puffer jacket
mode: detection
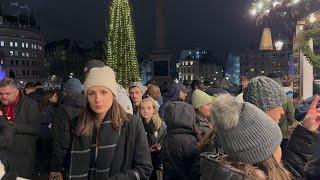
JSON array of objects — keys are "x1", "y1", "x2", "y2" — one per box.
[
  {"x1": 283, "y1": 125, "x2": 320, "y2": 178},
  {"x1": 49, "y1": 93, "x2": 86, "y2": 173},
  {"x1": 162, "y1": 102, "x2": 200, "y2": 180}
]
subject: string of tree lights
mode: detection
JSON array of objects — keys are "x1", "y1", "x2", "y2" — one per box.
[{"x1": 103, "y1": 0, "x2": 140, "y2": 88}]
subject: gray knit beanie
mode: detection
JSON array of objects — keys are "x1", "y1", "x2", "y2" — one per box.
[
  {"x1": 212, "y1": 94, "x2": 282, "y2": 165},
  {"x1": 243, "y1": 76, "x2": 286, "y2": 111}
]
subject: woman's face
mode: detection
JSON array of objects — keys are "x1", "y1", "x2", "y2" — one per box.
[
  {"x1": 87, "y1": 86, "x2": 113, "y2": 120},
  {"x1": 49, "y1": 93, "x2": 59, "y2": 103},
  {"x1": 273, "y1": 146, "x2": 282, "y2": 163},
  {"x1": 140, "y1": 101, "x2": 154, "y2": 120},
  {"x1": 199, "y1": 103, "x2": 212, "y2": 118}
]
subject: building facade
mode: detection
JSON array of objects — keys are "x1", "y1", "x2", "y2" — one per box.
[
  {"x1": 45, "y1": 39, "x2": 103, "y2": 82},
  {"x1": 240, "y1": 43, "x2": 293, "y2": 78},
  {"x1": 176, "y1": 49, "x2": 222, "y2": 84},
  {"x1": 224, "y1": 53, "x2": 240, "y2": 85},
  {"x1": 0, "y1": 4, "x2": 46, "y2": 83}
]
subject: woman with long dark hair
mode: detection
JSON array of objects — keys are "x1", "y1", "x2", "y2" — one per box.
[{"x1": 68, "y1": 66, "x2": 152, "y2": 179}]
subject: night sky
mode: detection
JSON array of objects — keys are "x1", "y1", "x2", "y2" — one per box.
[{"x1": 22, "y1": 0, "x2": 262, "y2": 61}]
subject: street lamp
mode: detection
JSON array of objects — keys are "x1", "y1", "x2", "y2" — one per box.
[
  {"x1": 309, "y1": 14, "x2": 316, "y2": 23},
  {"x1": 275, "y1": 40, "x2": 284, "y2": 51}
]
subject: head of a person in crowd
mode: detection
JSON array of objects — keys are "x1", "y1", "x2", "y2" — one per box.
[
  {"x1": 129, "y1": 82, "x2": 146, "y2": 106},
  {"x1": 63, "y1": 78, "x2": 84, "y2": 96},
  {"x1": 39, "y1": 90, "x2": 58, "y2": 110},
  {"x1": 191, "y1": 80, "x2": 204, "y2": 91},
  {"x1": 83, "y1": 60, "x2": 105, "y2": 79},
  {"x1": 139, "y1": 98, "x2": 161, "y2": 130},
  {"x1": 177, "y1": 83, "x2": 188, "y2": 101},
  {"x1": 282, "y1": 75, "x2": 293, "y2": 88},
  {"x1": 243, "y1": 76, "x2": 287, "y2": 123},
  {"x1": 146, "y1": 84, "x2": 161, "y2": 101},
  {"x1": 24, "y1": 82, "x2": 35, "y2": 95},
  {"x1": 240, "y1": 76, "x2": 249, "y2": 89},
  {"x1": 146, "y1": 79, "x2": 156, "y2": 88},
  {"x1": 76, "y1": 66, "x2": 128, "y2": 136},
  {"x1": 192, "y1": 89, "x2": 215, "y2": 119},
  {"x1": 33, "y1": 82, "x2": 45, "y2": 90},
  {"x1": 212, "y1": 94, "x2": 291, "y2": 179},
  {"x1": 218, "y1": 78, "x2": 231, "y2": 89},
  {"x1": 0, "y1": 78, "x2": 20, "y2": 106},
  {"x1": 293, "y1": 92, "x2": 301, "y2": 107}
]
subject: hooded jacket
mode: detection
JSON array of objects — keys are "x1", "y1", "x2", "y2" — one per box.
[
  {"x1": 50, "y1": 93, "x2": 86, "y2": 173},
  {"x1": 161, "y1": 102, "x2": 200, "y2": 180},
  {"x1": 159, "y1": 83, "x2": 186, "y2": 120}
]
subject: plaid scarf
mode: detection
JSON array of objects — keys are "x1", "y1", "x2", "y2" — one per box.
[{"x1": 69, "y1": 117, "x2": 120, "y2": 179}]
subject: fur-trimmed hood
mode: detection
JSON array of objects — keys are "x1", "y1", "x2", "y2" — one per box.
[{"x1": 200, "y1": 152, "x2": 266, "y2": 180}]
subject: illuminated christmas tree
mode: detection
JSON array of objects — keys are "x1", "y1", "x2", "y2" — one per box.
[{"x1": 103, "y1": 0, "x2": 140, "y2": 88}]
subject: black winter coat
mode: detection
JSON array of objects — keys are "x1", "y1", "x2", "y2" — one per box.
[
  {"x1": 283, "y1": 125, "x2": 320, "y2": 178},
  {"x1": 0, "y1": 116, "x2": 14, "y2": 179},
  {"x1": 1, "y1": 92, "x2": 40, "y2": 178},
  {"x1": 49, "y1": 93, "x2": 85, "y2": 172},
  {"x1": 162, "y1": 102, "x2": 200, "y2": 180},
  {"x1": 69, "y1": 114, "x2": 153, "y2": 180}
]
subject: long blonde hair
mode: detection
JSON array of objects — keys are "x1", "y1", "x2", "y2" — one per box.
[
  {"x1": 139, "y1": 98, "x2": 162, "y2": 130},
  {"x1": 75, "y1": 97, "x2": 128, "y2": 136},
  {"x1": 255, "y1": 155, "x2": 291, "y2": 180}
]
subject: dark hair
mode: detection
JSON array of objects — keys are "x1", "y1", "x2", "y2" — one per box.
[
  {"x1": 24, "y1": 82, "x2": 35, "y2": 89},
  {"x1": 39, "y1": 90, "x2": 57, "y2": 110},
  {"x1": 191, "y1": 80, "x2": 202, "y2": 90},
  {"x1": 33, "y1": 82, "x2": 43, "y2": 87},
  {"x1": 282, "y1": 75, "x2": 293, "y2": 87},
  {"x1": 240, "y1": 76, "x2": 249, "y2": 81}
]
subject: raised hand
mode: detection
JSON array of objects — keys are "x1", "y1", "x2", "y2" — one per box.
[{"x1": 302, "y1": 95, "x2": 320, "y2": 132}]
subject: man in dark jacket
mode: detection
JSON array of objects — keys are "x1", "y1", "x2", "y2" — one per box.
[
  {"x1": 49, "y1": 78, "x2": 85, "y2": 178},
  {"x1": 0, "y1": 78, "x2": 40, "y2": 178},
  {"x1": 162, "y1": 102, "x2": 200, "y2": 180}
]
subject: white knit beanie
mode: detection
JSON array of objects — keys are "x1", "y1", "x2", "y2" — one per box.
[{"x1": 84, "y1": 66, "x2": 117, "y2": 96}]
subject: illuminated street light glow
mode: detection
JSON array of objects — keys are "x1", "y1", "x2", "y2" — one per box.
[
  {"x1": 292, "y1": 0, "x2": 300, "y2": 4},
  {"x1": 309, "y1": 14, "x2": 316, "y2": 23},
  {"x1": 257, "y1": 2, "x2": 264, "y2": 9},
  {"x1": 250, "y1": 8, "x2": 257, "y2": 16},
  {"x1": 275, "y1": 40, "x2": 284, "y2": 51}
]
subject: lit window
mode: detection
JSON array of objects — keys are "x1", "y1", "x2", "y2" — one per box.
[
  {"x1": 0, "y1": 60, "x2": 3, "y2": 64},
  {"x1": 15, "y1": 42, "x2": 18, "y2": 47},
  {"x1": 0, "y1": 41, "x2": 4, "y2": 46},
  {"x1": 22, "y1": 52, "x2": 25, "y2": 57},
  {"x1": 9, "y1": 51, "x2": 14, "y2": 56},
  {"x1": 26, "y1": 53, "x2": 29, "y2": 57},
  {"x1": 26, "y1": 43, "x2": 28, "y2": 48},
  {"x1": 39, "y1": 46, "x2": 42, "y2": 50},
  {"x1": 22, "y1": 43, "x2": 25, "y2": 48},
  {"x1": 10, "y1": 42, "x2": 13, "y2": 47}
]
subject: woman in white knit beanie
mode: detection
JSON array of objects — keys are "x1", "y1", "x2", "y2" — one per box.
[{"x1": 68, "y1": 66, "x2": 152, "y2": 180}]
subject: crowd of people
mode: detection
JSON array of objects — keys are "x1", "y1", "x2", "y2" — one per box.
[{"x1": 0, "y1": 59, "x2": 319, "y2": 179}]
